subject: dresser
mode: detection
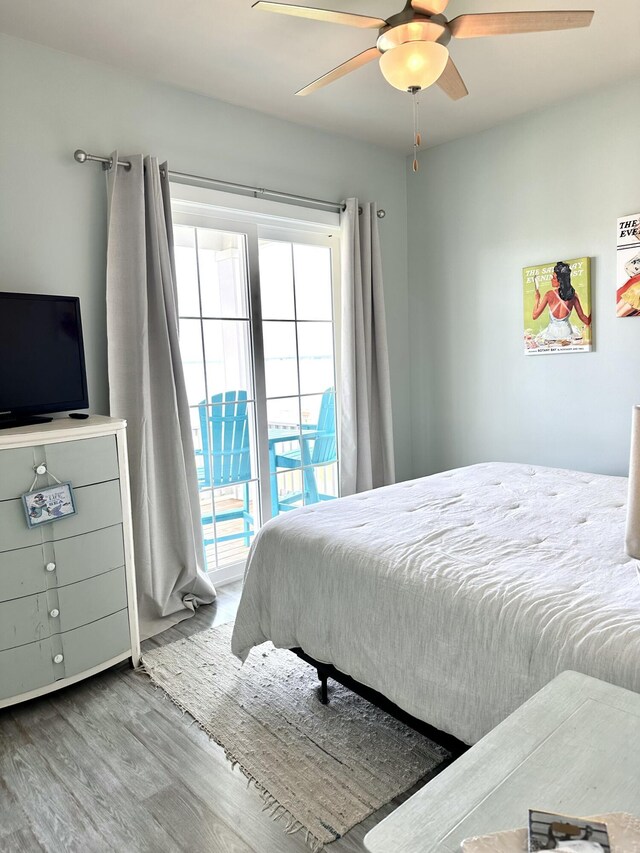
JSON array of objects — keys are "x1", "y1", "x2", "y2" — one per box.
[{"x1": 0, "y1": 416, "x2": 140, "y2": 708}]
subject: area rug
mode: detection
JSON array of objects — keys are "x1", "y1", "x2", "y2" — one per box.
[{"x1": 142, "y1": 622, "x2": 449, "y2": 851}]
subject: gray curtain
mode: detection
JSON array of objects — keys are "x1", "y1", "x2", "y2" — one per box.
[
  {"x1": 106, "y1": 151, "x2": 216, "y2": 638},
  {"x1": 339, "y1": 198, "x2": 395, "y2": 496}
]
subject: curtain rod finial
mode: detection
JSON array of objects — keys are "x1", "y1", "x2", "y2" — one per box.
[
  {"x1": 377, "y1": 209, "x2": 386, "y2": 219},
  {"x1": 74, "y1": 149, "x2": 88, "y2": 164}
]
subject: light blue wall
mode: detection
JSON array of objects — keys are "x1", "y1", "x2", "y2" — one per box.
[
  {"x1": 6, "y1": 33, "x2": 635, "y2": 482},
  {"x1": 0, "y1": 33, "x2": 412, "y2": 481},
  {"x1": 408, "y1": 76, "x2": 640, "y2": 477}
]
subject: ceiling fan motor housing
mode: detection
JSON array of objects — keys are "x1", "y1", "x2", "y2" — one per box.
[{"x1": 377, "y1": 7, "x2": 452, "y2": 54}]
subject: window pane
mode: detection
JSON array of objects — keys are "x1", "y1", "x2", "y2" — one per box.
[
  {"x1": 198, "y1": 399, "x2": 257, "y2": 486},
  {"x1": 267, "y1": 398, "x2": 301, "y2": 473},
  {"x1": 198, "y1": 229, "x2": 248, "y2": 319},
  {"x1": 179, "y1": 319, "x2": 205, "y2": 406},
  {"x1": 267, "y1": 397, "x2": 302, "y2": 473},
  {"x1": 297, "y1": 322, "x2": 335, "y2": 395},
  {"x1": 174, "y1": 226, "x2": 200, "y2": 317},
  {"x1": 259, "y1": 240, "x2": 295, "y2": 320},
  {"x1": 263, "y1": 321, "x2": 299, "y2": 398},
  {"x1": 271, "y1": 470, "x2": 303, "y2": 515},
  {"x1": 267, "y1": 396, "x2": 300, "y2": 429},
  {"x1": 213, "y1": 482, "x2": 258, "y2": 567},
  {"x1": 294, "y1": 244, "x2": 333, "y2": 321},
  {"x1": 305, "y1": 463, "x2": 339, "y2": 504},
  {"x1": 203, "y1": 319, "x2": 252, "y2": 399},
  {"x1": 300, "y1": 392, "x2": 333, "y2": 427},
  {"x1": 300, "y1": 392, "x2": 337, "y2": 465}
]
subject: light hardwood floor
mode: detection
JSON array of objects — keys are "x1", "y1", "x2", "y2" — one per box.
[{"x1": 0, "y1": 583, "x2": 441, "y2": 852}]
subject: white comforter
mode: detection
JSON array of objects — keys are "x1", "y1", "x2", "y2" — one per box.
[{"x1": 231, "y1": 463, "x2": 640, "y2": 744}]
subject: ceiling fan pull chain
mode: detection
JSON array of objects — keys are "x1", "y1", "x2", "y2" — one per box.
[{"x1": 411, "y1": 86, "x2": 421, "y2": 173}]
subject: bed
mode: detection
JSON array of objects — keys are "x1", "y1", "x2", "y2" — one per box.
[{"x1": 231, "y1": 462, "x2": 640, "y2": 745}]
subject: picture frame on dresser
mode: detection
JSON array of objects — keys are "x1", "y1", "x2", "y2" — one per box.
[
  {"x1": 0, "y1": 415, "x2": 140, "y2": 709},
  {"x1": 22, "y1": 482, "x2": 77, "y2": 527}
]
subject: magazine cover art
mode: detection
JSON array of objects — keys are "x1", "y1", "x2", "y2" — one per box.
[
  {"x1": 523, "y1": 258, "x2": 592, "y2": 355},
  {"x1": 617, "y1": 214, "x2": 640, "y2": 317}
]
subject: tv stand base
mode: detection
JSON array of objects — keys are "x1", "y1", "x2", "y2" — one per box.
[{"x1": 0, "y1": 414, "x2": 53, "y2": 430}]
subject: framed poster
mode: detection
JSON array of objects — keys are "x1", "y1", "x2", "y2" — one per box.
[
  {"x1": 617, "y1": 214, "x2": 640, "y2": 317},
  {"x1": 523, "y1": 258, "x2": 592, "y2": 355}
]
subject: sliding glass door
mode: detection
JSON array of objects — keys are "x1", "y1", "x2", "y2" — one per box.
[{"x1": 173, "y1": 211, "x2": 339, "y2": 581}]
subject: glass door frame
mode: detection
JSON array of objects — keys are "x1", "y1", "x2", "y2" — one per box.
[{"x1": 172, "y1": 200, "x2": 341, "y2": 557}]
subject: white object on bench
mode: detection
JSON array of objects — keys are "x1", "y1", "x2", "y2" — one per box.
[{"x1": 461, "y1": 812, "x2": 640, "y2": 852}]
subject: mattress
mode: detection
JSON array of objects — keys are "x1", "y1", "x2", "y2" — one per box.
[{"x1": 231, "y1": 462, "x2": 640, "y2": 744}]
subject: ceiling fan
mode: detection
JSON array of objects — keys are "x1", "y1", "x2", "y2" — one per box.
[
  {"x1": 252, "y1": 1, "x2": 594, "y2": 166},
  {"x1": 253, "y1": 1, "x2": 594, "y2": 98}
]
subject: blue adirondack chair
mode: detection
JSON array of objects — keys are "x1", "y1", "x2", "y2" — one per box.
[
  {"x1": 197, "y1": 391, "x2": 253, "y2": 548},
  {"x1": 270, "y1": 388, "x2": 337, "y2": 513}
]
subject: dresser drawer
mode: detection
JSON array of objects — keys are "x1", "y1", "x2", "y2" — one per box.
[
  {"x1": 0, "y1": 609, "x2": 131, "y2": 701},
  {"x1": 0, "y1": 525, "x2": 125, "y2": 601},
  {"x1": 0, "y1": 435, "x2": 119, "y2": 501},
  {"x1": 52, "y1": 525, "x2": 126, "y2": 587},
  {"x1": 0, "y1": 567, "x2": 127, "y2": 651},
  {"x1": 57, "y1": 566, "x2": 127, "y2": 634},
  {"x1": 0, "y1": 480, "x2": 122, "y2": 552},
  {"x1": 0, "y1": 592, "x2": 51, "y2": 650},
  {"x1": 60, "y1": 609, "x2": 130, "y2": 679},
  {"x1": 0, "y1": 639, "x2": 55, "y2": 700}
]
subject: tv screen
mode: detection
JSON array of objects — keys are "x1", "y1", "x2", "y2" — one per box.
[{"x1": 0, "y1": 292, "x2": 88, "y2": 418}]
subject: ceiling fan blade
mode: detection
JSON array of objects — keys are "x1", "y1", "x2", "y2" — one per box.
[
  {"x1": 449, "y1": 10, "x2": 594, "y2": 39},
  {"x1": 411, "y1": 0, "x2": 450, "y2": 15},
  {"x1": 252, "y1": 2, "x2": 386, "y2": 29},
  {"x1": 296, "y1": 47, "x2": 380, "y2": 95},
  {"x1": 436, "y1": 56, "x2": 468, "y2": 100}
]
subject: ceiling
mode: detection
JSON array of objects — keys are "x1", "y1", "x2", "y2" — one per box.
[{"x1": 1, "y1": 0, "x2": 639, "y2": 151}]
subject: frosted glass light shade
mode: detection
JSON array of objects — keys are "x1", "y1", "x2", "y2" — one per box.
[{"x1": 379, "y1": 41, "x2": 449, "y2": 92}]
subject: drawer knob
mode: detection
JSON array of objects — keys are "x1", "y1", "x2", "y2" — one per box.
[
  {"x1": 45, "y1": 562, "x2": 56, "y2": 573},
  {"x1": 35, "y1": 464, "x2": 48, "y2": 475},
  {"x1": 53, "y1": 654, "x2": 64, "y2": 664},
  {"x1": 49, "y1": 609, "x2": 60, "y2": 618}
]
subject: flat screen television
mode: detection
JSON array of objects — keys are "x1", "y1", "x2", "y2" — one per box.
[{"x1": 0, "y1": 292, "x2": 89, "y2": 428}]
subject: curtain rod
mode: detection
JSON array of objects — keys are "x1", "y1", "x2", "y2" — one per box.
[{"x1": 73, "y1": 149, "x2": 386, "y2": 219}]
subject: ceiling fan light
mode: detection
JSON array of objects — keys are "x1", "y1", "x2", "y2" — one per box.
[{"x1": 379, "y1": 41, "x2": 449, "y2": 92}]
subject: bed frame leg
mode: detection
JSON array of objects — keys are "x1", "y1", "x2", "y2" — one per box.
[{"x1": 318, "y1": 669, "x2": 329, "y2": 705}]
